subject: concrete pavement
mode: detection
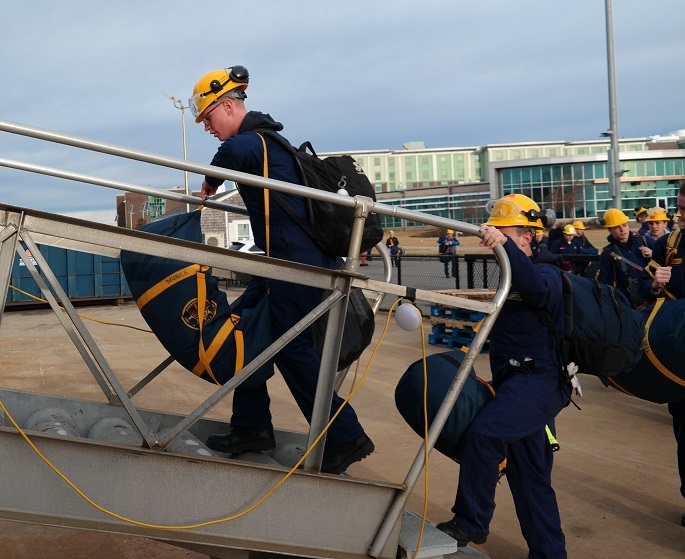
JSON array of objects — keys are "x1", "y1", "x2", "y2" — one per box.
[{"x1": 0, "y1": 299, "x2": 682, "y2": 559}]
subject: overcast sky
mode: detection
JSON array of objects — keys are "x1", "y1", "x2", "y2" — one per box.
[{"x1": 1, "y1": 0, "x2": 683, "y2": 224}]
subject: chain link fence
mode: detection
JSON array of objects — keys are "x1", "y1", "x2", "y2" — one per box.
[{"x1": 364, "y1": 253, "x2": 600, "y2": 316}]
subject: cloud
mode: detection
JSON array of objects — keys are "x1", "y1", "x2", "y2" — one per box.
[{"x1": 1, "y1": 0, "x2": 684, "y2": 220}]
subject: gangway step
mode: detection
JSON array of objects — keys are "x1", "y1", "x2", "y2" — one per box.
[{"x1": 399, "y1": 510, "x2": 489, "y2": 559}]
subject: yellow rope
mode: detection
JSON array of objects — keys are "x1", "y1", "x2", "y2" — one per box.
[
  {"x1": 1, "y1": 298, "x2": 435, "y2": 534},
  {"x1": 8, "y1": 285, "x2": 152, "y2": 333}
]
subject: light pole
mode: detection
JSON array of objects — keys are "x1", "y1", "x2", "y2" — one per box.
[
  {"x1": 604, "y1": 0, "x2": 622, "y2": 208},
  {"x1": 164, "y1": 92, "x2": 190, "y2": 212}
]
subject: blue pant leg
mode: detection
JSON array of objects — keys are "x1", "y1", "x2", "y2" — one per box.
[
  {"x1": 230, "y1": 278, "x2": 274, "y2": 430},
  {"x1": 452, "y1": 372, "x2": 566, "y2": 541},
  {"x1": 507, "y1": 430, "x2": 567, "y2": 559},
  {"x1": 268, "y1": 278, "x2": 363, "y2": 446},
  {"x1": 668, "y1": 400, "x2": 685, "y2": 499}
]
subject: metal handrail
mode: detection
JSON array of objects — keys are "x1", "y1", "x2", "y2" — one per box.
[{"x1": 0, "y1": 118, "x2": 512, "y2": 555}]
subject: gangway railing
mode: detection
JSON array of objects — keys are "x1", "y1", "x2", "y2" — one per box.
[{"x1": 0, "y1": 119, "x2": 510, "y2": 558}]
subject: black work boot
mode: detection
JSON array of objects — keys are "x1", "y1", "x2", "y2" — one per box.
[
  {"x1": 436, "y1": 518, "x2": 487, "y2": 547},
  {"x1": 321, "y1": 433, "x2": 375, "y2": 474},
  {"x1": 206, "y1": 427, "x2": 276, "y2": 454}
]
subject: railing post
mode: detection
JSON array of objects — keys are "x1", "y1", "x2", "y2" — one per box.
[{"x1": 467, "y1": 255, "x2": 475, "y2": 289}]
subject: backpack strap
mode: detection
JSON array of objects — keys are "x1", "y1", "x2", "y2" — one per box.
[
  {"x1": 256, "y1": 131, "x2": 319, "y2": 244},
  {"x1": 256, "y1": 133, "x2": 271, "y2": 257}
]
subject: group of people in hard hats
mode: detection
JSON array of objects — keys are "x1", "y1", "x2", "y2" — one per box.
[
  {"x1": 435, "y1": 191, "x2": 685, "y2": 558},
  {"x1": 186, "y1": 62, "x2": 682, "y2": 558}
]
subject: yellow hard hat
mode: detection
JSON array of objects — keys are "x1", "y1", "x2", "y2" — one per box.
[
  {"x1": 485, "y1": 193, "x2": 555, "y2": 230},
  {"x1": 634, "y1": 206, "x2": 648, "y2": 218},
  {"x1": 645, "y1": 207, "x2": 669, "y2": 222},
  {"x1": 389, "y1": 230, "x2": 395, "y2": 235},
  {"x1": 602, "y1": 208, "x2": 629, "y2": 228},
  {"x1": 446, "y1": 229, "x2": 454, "y2": 234},
  {"x1": 563, "y1": 224, "x2": 577, "y2": 235},
  {"x1": 572, "y1": 220, "x2": 585, "y2": 230},
  {"x1": 189, "y1": 66, "x2": 249, "y2": 123}
]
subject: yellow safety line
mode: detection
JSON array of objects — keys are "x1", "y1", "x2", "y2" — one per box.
[
  {"x1": 8, "y1": 285, "x2": 152, "y2": 333},
  {"x1": 643, "y1": 298, "x2": 685, "y2": 388},
  {"x1": 1, "y1": 298, "x2": 431, "y2": 534}
]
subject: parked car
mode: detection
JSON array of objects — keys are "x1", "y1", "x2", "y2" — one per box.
[{"x1": 228, "y1": 240, "x2": 265, "y2": 255}]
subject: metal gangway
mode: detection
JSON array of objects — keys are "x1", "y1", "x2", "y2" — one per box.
[{"x1": 0, "y1": 120, "x2": 510, "y2": 559}]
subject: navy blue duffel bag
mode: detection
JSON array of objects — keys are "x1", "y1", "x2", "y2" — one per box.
[
  {"x1": 120, "y1": 210, "x2": 272, "y2": 387},
  {"x1": 394, "y1": 350, "x2": 494, "y2": 461},
  {"x1": 605, "y1": 297, "x2": 685, "y2": 403}
]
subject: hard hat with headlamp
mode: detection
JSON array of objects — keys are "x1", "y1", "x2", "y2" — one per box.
[
  {"x1": 484, "y1": 193, "x2": 556, "y2": 230},
  {"x1": 602, "y1": 208, "x2": 629, "y2": 228},
  {"x1": 189, "y1": 66, "x2": 249, "y2": 123}
]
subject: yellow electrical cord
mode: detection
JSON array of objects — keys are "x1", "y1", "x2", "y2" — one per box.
[
  {"x1": 8, "y1": 285, "x2": 152, "y2": 333},
  {"x1": 0, "y1": 296, "x2": 439, "y2": 537}
]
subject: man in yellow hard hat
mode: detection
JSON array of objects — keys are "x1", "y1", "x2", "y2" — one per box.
[
  {"x1": 598, "y1": 208, "x2": 654, "y2": 306},
  {"x1": 635, "y1": 206, "x2": 649, "y2": 236},
  {"x1": 437, "y1": 229, "x2": 459, "y2": 277},
  {"x1": 637, "y1": 182, "x2": 685, "y2": 526},
  {"x1": 645, "y1": 207, "x2": 670, "y2": 241},
  {"x1": 191, "y1": 66, "x2": 373, "y2": 473},
  {"x1": 385, "y1": 230, "x2": 399, "y2": 249},
  {"x1": 549, "y1": 224, "x2": 582, "y2": 274},
  {"x1": 437, "y1": 193, "x2": 569, "y2": 558}
]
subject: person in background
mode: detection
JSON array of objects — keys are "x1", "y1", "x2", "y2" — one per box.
[
  {"x1": 572, "y1": 220, "x2": 597, "y2": 276},
  {"x1": 438, "y1": 229, "x2": 459, "y2": 278},
  {"x1": 636, "y1": 181, "x2": 685, "y2": 527},
  {"x1": 645, "y1": 207, "x2": 670, "y2": 243},
  {"x1": 385, "y1": 230, "x2": 399, "y2": 249},
  {"x1": 531, "y1": 228, "x2": 549, "y2": 255},
  {"x1": 598, "y1": 208, "x2": 654, "y2": 306},
  {"x1": 389, "y1": 238, "x2": 404, "y2": 267},
  {"x1": 549, "y1": 224, "x2": 582, "y2": 274},
  {"x1": 191, "y1": 65, "x2": 373, "y2": 473},
  {"x1": 572, "y1": 221, "x2": 594, "y2": 251},
  {"x1": 436, "y1": 193, "x2": 569, "y2": 558},
  {"x1": 635, "y1": 206, "x2": 649, "y2": 236}
]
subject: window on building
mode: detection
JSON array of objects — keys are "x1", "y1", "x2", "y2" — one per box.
[
  {"x1": 374, "y1": 157, "x2": 381, "y2": 166},
  {"x1": 374, "y1": 172, "x2": 381, "y2": 181}
]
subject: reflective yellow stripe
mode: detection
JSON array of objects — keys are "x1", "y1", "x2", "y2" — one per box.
[
  {"x1": 643, "y1": 298, "x2": 685, "y2": 388},
  {"x1": 545, "y1": 424, "x2": 559, "y2": 446},
  {"x1": 136, "y1": 264, "x2": 202, "y2": 310}
]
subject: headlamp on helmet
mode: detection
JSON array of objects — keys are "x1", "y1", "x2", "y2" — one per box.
[
  {"x1": 189, "y1": 66, "x2": 249, "y2": 123},
  {"x1": 485, "y1": 194, "x2": 556, "y2": 230}
]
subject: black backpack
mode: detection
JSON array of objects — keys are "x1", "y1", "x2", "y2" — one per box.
[{"x1": 257, "y1": 130, "x2": 384, "y2": 256}]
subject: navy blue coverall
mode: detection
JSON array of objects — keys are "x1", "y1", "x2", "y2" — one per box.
[
  {"x1": 204, "y1": 111, "x2": 364, "y2": 446},
  {"x1": 637, "y1": 230, "x2": 685, "y2": 503},
  {"x1": 598, "y1": 232, "x2": 654, "y2": 304},
  {"x1": 451, "y1": 243, "x2": 569, "y2": 559}
]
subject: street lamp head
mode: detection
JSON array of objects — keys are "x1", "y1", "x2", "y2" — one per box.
[
  {"x1": 164, "y1": 92, "x2": 187, "y2": 110},
  {"x1": 600, "y1": 130, "x2": 613, "y2": 137}
]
